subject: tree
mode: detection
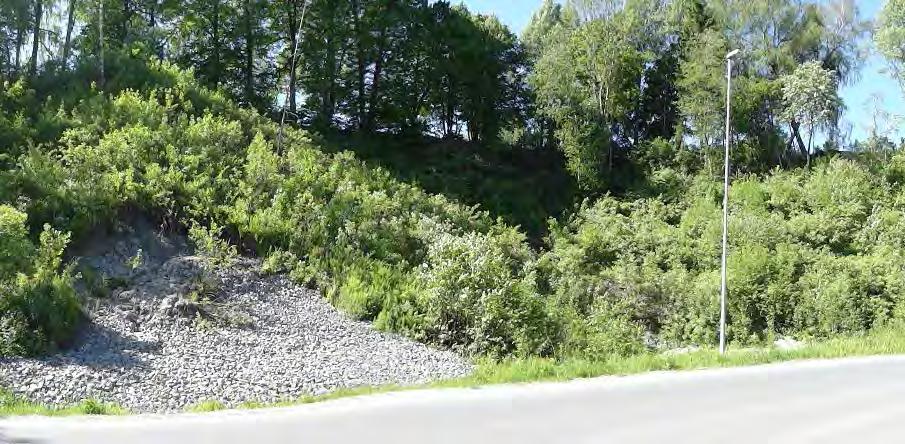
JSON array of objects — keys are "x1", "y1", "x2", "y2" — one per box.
[
  {"x1": 277, "y1": 0, "x2": 306, "y2": 118},
  {"x1": 532, "y1": 7, "x2": 643, "y2": 190},
  {"x1": 297, "y1": 0, "x2": 351, "y2": 128},
  {"x1": 28, "y1": 0, "x2": 43, "y2": 77},
  {"x1": 522, "y1": 0, "x2": 563, "y2": 59},
  {"x1": 171, "y1": 0, "x2": 232, "y2": 90},
  {"x1": 780, "y1": 61, "x2": 839, "y2": 168},
  {"x1": 677, "y1": 29, "x2": 727, "y2": 151},
  {"x1": 819, "y1": 0, "x2": 869, "y2": 87},
  {"x1": 99, "y1": 0, "x2": 104, "y2": 87},
  {"x1": 877, "y1": 0, "x2": 905, "y2": 89},
  {"x1": 61, "y1": 0, "x2": 78, "y2": 68},
  {"x1": 242, "y1": 0, "x2": 254, "y2": 104}
]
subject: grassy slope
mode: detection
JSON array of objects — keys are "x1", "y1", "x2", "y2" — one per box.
[
  {"x1": 5, "y1": 325, "x2": 905, "y2": 416},
  {"x1": 319, "y1": 132, "x2": 576, "y2": 240}
]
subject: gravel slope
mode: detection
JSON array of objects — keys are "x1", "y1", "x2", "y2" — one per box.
[{"x1": 0, "y1": 228, "x2": 472, "y2": 413}]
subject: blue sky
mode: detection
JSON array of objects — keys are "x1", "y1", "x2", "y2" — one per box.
[{"x1": 459, "y1": 0, "x2": 904, "y2": 143}]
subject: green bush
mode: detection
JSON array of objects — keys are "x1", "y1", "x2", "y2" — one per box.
[
  {"x1": 0, "y1": 205, "x2": 33, "y2": 280},
  {"x1": 414, "y1": 218, "x2": 556, "y2": 357},
  {"x1": 544, "y1": 158, "x2": 905, "y2": 348},
  {"x1": 5, "y1": 60, "x2": 905, "y2": 363},
  {"x1": 559, "y1": 298, "x2": 645, "y2": 360},
  {"x1": 0, "y1": 218, "x2": 81, "y2": 357}
]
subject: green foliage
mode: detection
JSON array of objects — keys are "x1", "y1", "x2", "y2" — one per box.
[
  {"x1": 2, "y1": 70, "x2": 566, "y2": 358},
  {"x1": 677, "y1": 29, "x2": 728, "y2": 150},
  {"x1": 189, "y1": 221, "x2": 238, "y2": 268},
  {"x1": 544, "y1": 158, "x2": 905, "y2": 348},
  {"x1": 0, "y1": 387, "x2": 127, "y2": 416},
  {"x1": 0, "y1": 217, "x2": 81, "y2": 357},
  {"x1": 780, "y1": 61, "x2": 841, "y2": 163},
  {"x1": 260, "y1": 250, "x2": 300, "y2": 276},
  {"x1": 320, "y1": 133, "x2": 575, "y2": 239},
  {"x1": 0, "y1": 205, "x2": 33, "y2": 280},
  {"x1": 187, "y1": 400, "x2": 226, "y2": 413},
  {"x1": 413, "y1": 219, "x2": 556, "y2": 357},
  {"x1": 877, "y1": 0, "x2": 905, "y2": 88},
  {"x1": 0, "y1": 4, "x2": 901, "y2": 367},
  {"x1": 531, "y1": 7, "x2": 646, "y2": 191}
]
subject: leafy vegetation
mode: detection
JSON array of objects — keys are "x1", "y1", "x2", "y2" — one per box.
[
  {"x1": 0, "y1": 388, "x2": 125, "y2": 416},
  {"x1": 543, "y1": 159, "x2": 905, "y2": 350},
  {"x1": 1, "y1": 0, "x2": 905, "y2": 380},
  {"x1": 0, "y1": 205, "x2": 81, "y2": 356}
]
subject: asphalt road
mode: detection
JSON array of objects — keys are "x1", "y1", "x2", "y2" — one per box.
[{"x1": 5, "y1": 355, "x2": 905, "y2": 444}]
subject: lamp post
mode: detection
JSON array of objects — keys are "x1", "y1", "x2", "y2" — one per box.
[{"x1": 719, "y1": 49, "x2": 739, "y2": 355}]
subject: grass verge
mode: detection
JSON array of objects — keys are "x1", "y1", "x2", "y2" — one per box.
[
  {"x1": 4, "y1": 325, "x2": 905, "y2": 416},
  {"x1": 0, "y1": 391, "x2": 126, "y2": 416}
]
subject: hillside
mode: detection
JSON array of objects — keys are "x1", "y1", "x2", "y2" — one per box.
[
  {"x1": 3, "y1": 0, "x2": 905, "y2": 412},
  {"x1": 3, "y1": 57, "x2": 905, "y2": 359}
]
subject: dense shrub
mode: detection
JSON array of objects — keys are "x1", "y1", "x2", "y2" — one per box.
[
  {"x1": 412, "y1": 218, "x2": 556, "y2": 357},
  {"x1": 0, "y1": 207, "x2": 81, "y2": 357},
  {"x1": 2, "y1": 66, "x2": 562, "y2": 358},
  {"x1": 0, "y1": 206, "x2": 33, "y2": 280},
  {"x1": 544, "y1": 159, "x2": 905, "y2": 347},
  {"x1": 4, "y1": 60, "x2": 905, "y2": 361}
]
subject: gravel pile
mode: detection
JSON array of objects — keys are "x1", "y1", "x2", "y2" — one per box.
[{"x1": 0, "y1": 227, "x2": 472, "y2": 413}]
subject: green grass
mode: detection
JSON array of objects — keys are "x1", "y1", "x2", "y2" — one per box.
[
  {"x1": 463, "y1": 326, "x2": 905, "y2": 386},
  {"x1": 0, "y1": 390, "x2": 127, "y2": 416},
  {"x1": 4, "y1": 325, "x2": 905, "y2": 416},
  {"x1": 186, "y1": 400, "x2": 226, "y2": 413}
]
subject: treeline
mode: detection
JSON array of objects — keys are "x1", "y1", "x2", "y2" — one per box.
[
  {"x1": 0, "y1": 0, "x2": 526, "y2": 143},
  {"x1": 0, "y1": 0, "x2": 898, "y2": 239},
  {"x1": 2, "y1": 0, "x2": 897, "y2": 190},
  {"x1": 527, "y1": 0, "x2": 875, "y2": 191}
]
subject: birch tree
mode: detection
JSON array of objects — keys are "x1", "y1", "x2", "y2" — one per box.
[{"x1": 780, "y1": 61, "x2": 839, "y2": 168}]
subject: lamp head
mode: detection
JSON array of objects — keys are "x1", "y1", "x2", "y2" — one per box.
[{"x1": 726, "y1": 49, "x2": 740, "y2": 59}]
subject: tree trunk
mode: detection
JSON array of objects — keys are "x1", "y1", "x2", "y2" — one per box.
[
  {"x1": 445, "y1": 83, "x2": 455, "y2": 138},
  {"x1": 807, "y1": 127, "x2": 813, "y2": 169},
  {"x1": 366, "y1": 45, "x2": 385, "y2": 131},
  {"x1": 62, "y1": 0, "x2": 77, "y2": 68},
  {"x1": 122, "y1": 0, "x2": 132, "y2": 46},
  {"x1": 0, "y1": 38, "x2": 6, "y2": 79},
  {"x1": 243, "y1": 0, "x2": 255, "y2": 106},
  {"x1": 323, "y1": 30, "x2": 337, "y2": 124},
  {"x1": 211, "y1": 0, "x2": 221, "y2": 88},
  {"x1": 352, "y1": 0, "x2": 366, "y2": 129},
  {"x1": 356, "y1": 48, "x2": 366, "y2": 130},
  {"x1": 789, "y1": 119, "x2": 807, "y2": 163},
  {"x1": 604, "y1": 83, "x2": 612, "y2": 171},
  {"x1": 150, "y1": 0, "x2": 163, "y2": 60},
  {"x1": 287, "y1": 1, "x2": 298, "y2": 116},
  {"x1": 14, "y1": 22, "x2": 24, "y2": 76},
  {"x1": 99, "y1": 0, "x2": 105, "y2": 88},
  {"x1": 28, "y1": 0, "x2": 43, "y2": 77}
]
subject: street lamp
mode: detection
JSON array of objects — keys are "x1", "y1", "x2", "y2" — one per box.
[{"x1": 719, "y1": 49, "x2": 740, "y2": 355}]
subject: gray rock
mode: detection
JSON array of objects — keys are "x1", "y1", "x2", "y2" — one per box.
[
  {"x1": 0, "y1": 254, "x2": 472, "y2": 413},
  {"x1": 774, "y1": 337, "x2": 804, "y2": 351}
]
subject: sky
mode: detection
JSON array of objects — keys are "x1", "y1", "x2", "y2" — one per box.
[{"x1": 459, "y1": 0, "x2": 904, "y2": 143}]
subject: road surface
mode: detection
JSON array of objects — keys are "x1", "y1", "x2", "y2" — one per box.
[{"x1": 4, "y1": 355, "x2": 905, "y2": 444}]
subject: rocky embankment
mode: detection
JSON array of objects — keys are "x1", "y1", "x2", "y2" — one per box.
[{"x1": 0, "y1": 223, "x2": 472, "y2": 412}]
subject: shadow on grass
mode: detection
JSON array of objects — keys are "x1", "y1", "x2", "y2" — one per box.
[{"x1": 318, "y1": 131, "x2": 577, "y2": 241}]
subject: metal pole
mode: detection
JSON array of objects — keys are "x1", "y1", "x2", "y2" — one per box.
[{"x1": 719, "y1": 51, "x2": 737, "y2": 355}]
